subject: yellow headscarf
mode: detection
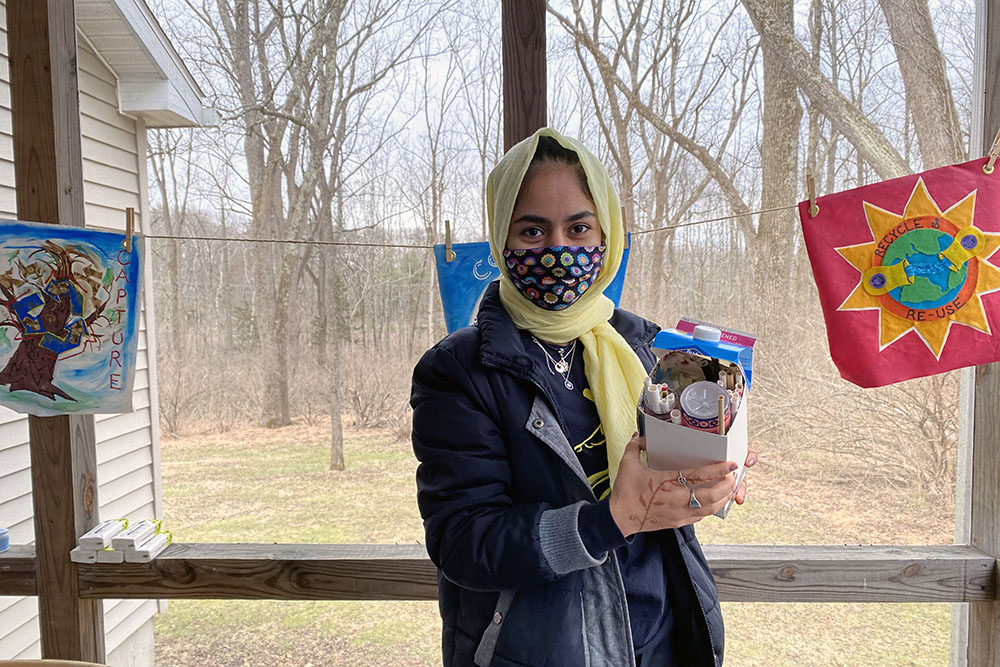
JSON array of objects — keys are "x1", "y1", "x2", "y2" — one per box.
[{"x1": 487, "y1": 127, "x2": 647, "y2": 487}]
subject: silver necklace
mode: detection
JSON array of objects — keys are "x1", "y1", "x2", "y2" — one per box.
[{"x1": 532, "y1": 336, "x2": 577, "y2": 390}]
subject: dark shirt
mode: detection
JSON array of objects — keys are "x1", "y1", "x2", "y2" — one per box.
[{"x1": 522, "y1": 331, "x2": 673, "y2": 652}]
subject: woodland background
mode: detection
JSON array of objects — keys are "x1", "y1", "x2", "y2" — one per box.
[
  {"x1": 149, "y1": 0, "x2": 970, "y2": 492},
  {"x1": 145, "y1": 0, "x2": 974, "y2": 662}
]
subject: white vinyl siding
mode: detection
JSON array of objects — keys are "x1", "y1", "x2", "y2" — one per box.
[{"x1": 0, "y1": 9, "x2": 162, "y2": 662}]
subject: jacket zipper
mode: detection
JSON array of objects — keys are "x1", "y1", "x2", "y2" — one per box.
[{"x1": 674, "y1": 530, "x2": 720, "y2": 666}]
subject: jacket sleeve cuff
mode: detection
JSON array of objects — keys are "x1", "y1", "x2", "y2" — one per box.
[
  {"x1": 538, "y1": 499, "x2": 626, "y2": 575},
  {"x1": 577, "y1": 497, "x2": 629, "y2": 560}
]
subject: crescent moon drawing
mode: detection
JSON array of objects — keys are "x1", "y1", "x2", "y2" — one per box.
[{"x1": 473, "y1": 260, "x2": 492, "y2": 280}]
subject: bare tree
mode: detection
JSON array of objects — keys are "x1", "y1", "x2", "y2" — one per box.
[
  {"x1": 877, "y1": 0, "x2": 965, "y2": 167},
  {"x1": 176, "y1": 0, "x2": 446, "y2": 444},
  {"x1": 550, "y1": 2, "x2": 760, "y2": 243},
  {"x1": 148, "y1": 129, "x2": 196, "y2": 357},
  {"x1": 450, "y1": 4, "x2": 503, "y2": 240}
]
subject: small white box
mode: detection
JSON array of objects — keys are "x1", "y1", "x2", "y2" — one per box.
[
  {"x1": 78, "y1": 519, "x2": 128, "y2": 550},
  {"x1": 125, "y1": 532, "x2": 171, "y2": 563},
  {"x1": 96, "y1": 548, "x2": 124, "y2": 564},
  {"x1": 111, "y1": 519, "x2": 160, "y2": 551},
  {"x1": 70, "y1": 546, "x2": 97, "y2": 564}
]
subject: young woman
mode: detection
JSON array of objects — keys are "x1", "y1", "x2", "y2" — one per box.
[{"x1": 411, "y1": 128, "x2": 753, "y2": 667}]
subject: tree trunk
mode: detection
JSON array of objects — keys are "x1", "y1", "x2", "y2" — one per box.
[
  {"x1": 315, "y1": 244, "x2": 329, "y2": 365},
  {"x1": 0, "y1": 336, "x2": 67, "y2": 400},
  {"x1": 751, "y1": 0, "x2": 802, "y2": 356},
  {"x1": 740, "y1": 0, "x2": 909, "y2": 179},
  {"x1": 217, "y1": 198, "x2": 234, "y2": 351},
  {"x1": 758, "y1": 0, "x2": 801, "y2": 241},
  {"x1": 151, "y1": 150, "x2": 184, "y2": 356},
  {"x1": 253, "y1": 167, "x2": 291, "y2": 427},
  {"x1": 328, "y1": 244, "x2": 345, "y2": 471},
  {"x1": 877, "y1": 0, "x2": 965, "y2": 168}
]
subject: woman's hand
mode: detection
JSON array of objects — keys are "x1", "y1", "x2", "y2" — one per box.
[
  {"x1": 609, "y1": 434, "x2": 738, "y2": 537},
  {"x1": 733, "y1": 449, "x2": 758, "y2": 505}
]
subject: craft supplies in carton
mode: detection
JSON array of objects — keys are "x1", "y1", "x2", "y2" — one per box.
[
  {"x1": 641, "y1": 321, "x2": 755, "y2": 518},
  {"x1": 78, "y1": 519, "x2": 128, "y2": 549}
]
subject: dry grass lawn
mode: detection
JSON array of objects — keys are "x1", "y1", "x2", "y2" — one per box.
[{"x1": 153, "y1": 418, "x2": 955, "y2": 666}]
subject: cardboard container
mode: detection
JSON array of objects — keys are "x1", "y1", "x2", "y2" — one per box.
[{"x1": 641, "y1": 321, "x2": 755, "y2": 518}]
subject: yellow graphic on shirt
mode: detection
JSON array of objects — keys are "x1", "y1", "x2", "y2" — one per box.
[{"x1": 576, "y1": 388, "x2": 610, "y2": 500}]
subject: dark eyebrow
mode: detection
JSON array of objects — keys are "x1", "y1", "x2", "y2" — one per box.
[
  {"x1": 568, "y1": 211, "x2": 596, "y2": 221},
  {"x1": 511, "y1": 214, "x2": 550, "y2": 225}
]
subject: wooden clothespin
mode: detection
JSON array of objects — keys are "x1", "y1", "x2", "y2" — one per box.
[
  {"x1": 123, "y1": 207, "x2": 135, "y2": 253},
  {"x1": 984, "y1": 127, "x2": 1000, "y2": 175},
  {"x1": 806, "y1": 173, "x2": 819, "y2": 218},
  {"x1": 445, "y1": 219, "x2": 456, "y2": 262}
]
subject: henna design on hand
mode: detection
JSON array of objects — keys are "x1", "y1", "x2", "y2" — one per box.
[{"x1": 628, "y1": 478, "x2": 672, "y2": 531}]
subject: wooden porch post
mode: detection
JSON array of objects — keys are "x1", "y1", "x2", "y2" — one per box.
[
  {"x1": 966, "y1": 0, "x2": 1000, "y2": 662},
  {"x1": 6, "y1": 2, "x2": 105, "y2": 661},
  {"x1": 501, "y1": 0, "x2": 546, "y2": 150}
]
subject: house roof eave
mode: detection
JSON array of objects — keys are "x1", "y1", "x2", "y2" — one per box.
[{"x1": 76, "y1": 0, "x2": 214, "y2": 128}]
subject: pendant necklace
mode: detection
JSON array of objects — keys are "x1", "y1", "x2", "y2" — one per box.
[{"x1": 532, "y1": 336, "x2": 577, "y2": 390}]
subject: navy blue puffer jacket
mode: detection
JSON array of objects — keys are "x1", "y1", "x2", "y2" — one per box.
[{"x1": 411, "y1": 282, "x2": 724, "y2": 666}]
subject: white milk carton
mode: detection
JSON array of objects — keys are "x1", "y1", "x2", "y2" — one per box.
[{"x1": 641, "y1": 320, "x2": 755, "y2": 518}]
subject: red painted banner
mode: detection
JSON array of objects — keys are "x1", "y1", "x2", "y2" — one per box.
[{"x1": 799, "y1": 158, "x2": 1000, "y2": 387}]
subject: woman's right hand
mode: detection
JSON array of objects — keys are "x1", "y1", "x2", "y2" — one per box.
[{"x1": 609, "y1": 434, "x2": 737, "y2": 537}]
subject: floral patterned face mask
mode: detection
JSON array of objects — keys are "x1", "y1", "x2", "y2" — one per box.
[{"x1": 502, "y1": 245, "x2": 605, "y2": 311}]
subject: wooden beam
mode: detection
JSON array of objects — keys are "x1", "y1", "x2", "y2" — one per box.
[
  {"x1": 77, "y1": 544, "x2": 439, "y2": 600},
  {"x1": 6, "y1": 1, "x2": 104, "y2": 662},
  {"x1": 0, "y1": 546, "x2": 38, "y2": 597},
  {"x1": 710, "y1": 545, "x2": 994, "y2": 603},
  {"x1": 502, "y1": 0, "x2": 546, "y2": 151},
  {"x1": 967, "y1": 1, "x2": 1000, "y2": 663},
  {"x1": 15, "y1": 543, "x2": 974, "y2": 603}
]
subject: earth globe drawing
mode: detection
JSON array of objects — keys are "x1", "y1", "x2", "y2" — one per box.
[
  {"x1": 838, "y1": 181, "x2": 1000, "y2": 360},
  {"x1": 881, "y1": 228, "x2": 967, "y2": 309}
]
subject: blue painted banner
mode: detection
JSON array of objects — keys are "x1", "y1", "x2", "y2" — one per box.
[
  {"x1": 0, "y1": 220, "x2": 143, "y2": 416},
  {"x1": 434, "y1": 235, "x2": 631, "y2": 334}
]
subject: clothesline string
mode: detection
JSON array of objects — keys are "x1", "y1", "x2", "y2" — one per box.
[
  {"x1": 144, "y1": 234, "x2": 432, "y2": 249},
  {"x1": 141, "y1": 202, "x2": 801, "y2": 249},
  {"x1": 629, "y1": 203, "x2": 799, "y2": 236}
]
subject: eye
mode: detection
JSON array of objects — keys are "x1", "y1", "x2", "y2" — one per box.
[
  {"x1": 570, "y1": 223, "x2": 591, "y2": 235},
  {"x1": 522, "y1": 227, "x2": 543, "y2": 238}
]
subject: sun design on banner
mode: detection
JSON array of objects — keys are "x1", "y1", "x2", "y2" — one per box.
[{"x1": 836, "y1": 179, "x2": 1000, "y2": 358}]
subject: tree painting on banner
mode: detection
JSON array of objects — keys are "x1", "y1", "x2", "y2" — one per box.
[{"x1": 0, "y1": 220, "x2": 142, "y2": 416}]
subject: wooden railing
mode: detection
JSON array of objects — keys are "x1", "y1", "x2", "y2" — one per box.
[
  {"x1": 2, "y1": 543, "x2": 994, "y2": 603},
  {"x1": 5, "y1": 0, "x2": 999, "y2": 663}
]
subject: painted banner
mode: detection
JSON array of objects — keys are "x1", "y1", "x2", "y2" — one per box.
[
  {"x1": 434, "y1": 236, "x2": 632, "y2": 334},
  {"x1": 0, "y1": 220, "x2": 142, "y2": 415},
  {"x1": 799, "y1": 158, "x2": 1000, "y2": 387}
]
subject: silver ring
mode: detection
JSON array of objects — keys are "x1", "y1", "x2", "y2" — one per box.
[
  {"x1": 677, "y1": 472, "x2": 688, "y2": 487},
  {"x1": 688, "y1": 490, "x2": 701, "y2": 509}
]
